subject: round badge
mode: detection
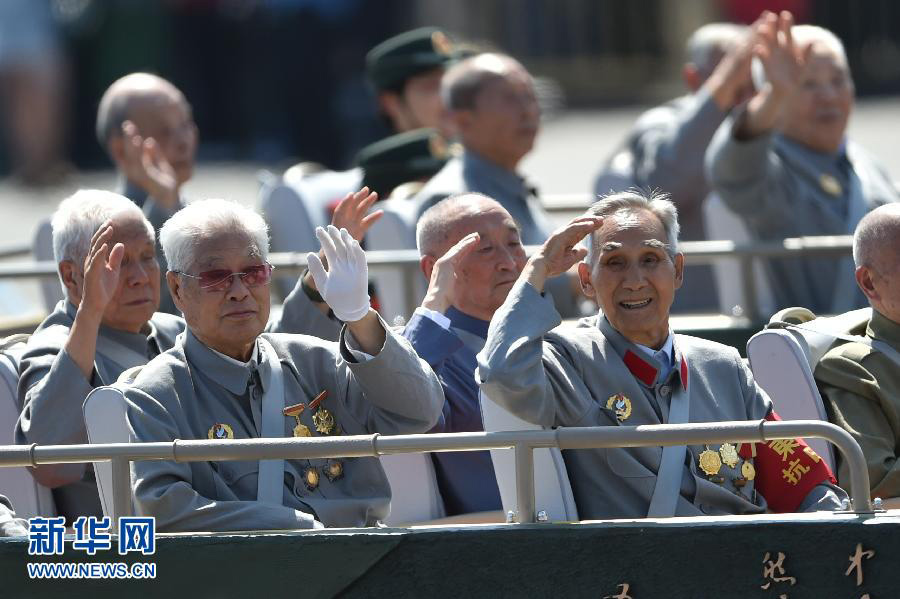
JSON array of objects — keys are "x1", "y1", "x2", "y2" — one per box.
[{"x1": 207, "y1": 423, "x2": 234, "y2": 440}]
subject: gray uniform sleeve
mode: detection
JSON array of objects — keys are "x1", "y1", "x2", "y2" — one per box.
[
  {"x1": 266, "y1": 277, "x2": 341, "y2": 341},
  {"x1": 334, "y1": 314, "x2": 444, "y2": 435},
  {"x1": 476, "y1": 281, "x2": 595, "y2": 427},
  {"x1": 705, "y1": 116, "x2": 794, "y2": 228},
  {"x1": 125, "y1": 385, "x2": 321, "y2": 532},
  {"x1": 16, "y1": 339, "x2": 93, "y2": 487},
  {"x1": 633, "y1": 90, "x2": 727, "y2": 208}
]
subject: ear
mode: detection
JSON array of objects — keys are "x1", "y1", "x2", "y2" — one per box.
[
  {"x1": 855, "y1": 266, "x2": 879, "y2": 303},
  {"x1": 682, "y1": 64, "x2": 702, "y2": 92},
  {"x1": 673, "y1": 253, "x2": 685, "y2": 290},
  {"x1": 166, "y1": 271, "x2": 186, "y2": 313},
  {"x1": 421, "y1": 255, "x2": 436, "y2": 281},
  {"x1": 577, "y1": 261, "x2": 595, "y2": 299},
  {"x1": 378, "y1": 91, "x2": 403, "y2": 124},
  {"x1": 58, "y1": 260, "x2": 82, "y2": 305}
]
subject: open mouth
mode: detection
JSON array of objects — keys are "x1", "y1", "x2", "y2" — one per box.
[{"x1": 620, "y1": 299, "x2": 651, "y2": 310}]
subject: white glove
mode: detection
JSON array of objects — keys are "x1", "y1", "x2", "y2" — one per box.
[{"x1": 306, "y1": 225, "x2": 371, "y2": 322}]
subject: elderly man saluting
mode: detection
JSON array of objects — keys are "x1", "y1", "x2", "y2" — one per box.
[
  {"x1": 16, "y1": 188, "x2": 375, "y2": 522},
  {"x1": 124, "y1": 200, "x2": 443, "y2": 531},
  {"x1": 478, "y1": 190, "x2": 847, "y2": 519}
]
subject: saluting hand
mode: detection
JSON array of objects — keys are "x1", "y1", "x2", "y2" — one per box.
[
  {"x1": 120, "y1": 120, "x2": 179, "y2": 211},
  {"x1": 79, "y1": 222, "x2": 124, "y2": 320},
  {"x1": 421, "y1": 232, "x2": 480, "y2": 314},
  {"x1": 525, "y1": 215, "x2": 604, "y2": 293}
]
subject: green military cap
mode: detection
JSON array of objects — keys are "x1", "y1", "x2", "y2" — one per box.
[
  {"x1": 366, "y1": 27, "x2": 456, "y2": 91},
  {"x1": 357, "y1": 128, "x2": 453, "y2": 197}
]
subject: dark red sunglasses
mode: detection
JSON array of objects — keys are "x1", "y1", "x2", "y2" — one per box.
[{"x1": 175, "y1": 263, "x2": 274, "y2": 291}]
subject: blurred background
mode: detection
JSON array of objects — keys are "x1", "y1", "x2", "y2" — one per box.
[{"x1": 2, "y1": 0, "x2": 899, "y2": 181}]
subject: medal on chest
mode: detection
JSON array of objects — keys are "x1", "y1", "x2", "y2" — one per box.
[
  {"x1": 606, "y1": 394, "x2": 632, "y2": 422},
  {"x1": 207, "y1": 423, "x2": 234, "y2": 440}
]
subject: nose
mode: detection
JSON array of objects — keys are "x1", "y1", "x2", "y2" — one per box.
[
  {"x1": 496, "y1": 246, "x2": 518, "y2": 271},
  {"x1": 124, "y1": 260, "x2": 151, "y2": 287},
  {"x1": 621, "y1": 262, "x2": 647, "y2": 291},
  {"x1": 224, "y1": 273, "x2": 251, "y2": 301}
]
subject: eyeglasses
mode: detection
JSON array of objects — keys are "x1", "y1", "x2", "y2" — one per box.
[{"x1": 175, "y1": 263, "x2": 274, "y2": 292}]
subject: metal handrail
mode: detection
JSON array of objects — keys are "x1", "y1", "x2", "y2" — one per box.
[{"x1": 0, "y1": 420, "x2": 871, "y2": 525}]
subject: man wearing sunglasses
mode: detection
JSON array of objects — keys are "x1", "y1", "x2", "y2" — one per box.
[
  {"x1": 15, "y1": 189, "x2": 371, "y2": 523},
  {"x1": 123, "y1": 200, "x2": 442, "y2": 532}
]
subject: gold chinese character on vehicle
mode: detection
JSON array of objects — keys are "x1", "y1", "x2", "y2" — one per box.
[
  {"x1": 767, "y1": 439, "x2": 800, "y2": 461},
  {"x1": 845, "y1": 543, "x2": 875, "y2": 587},
  {"x1": 782, "y1": 459, "x2": 810, "y2": 485},
  {"x1": 602, "y1": 583, "x2": 632, "y2": 599},
  {"x1": 761, "y1": 552, "x2": 797, "y2": 590}
]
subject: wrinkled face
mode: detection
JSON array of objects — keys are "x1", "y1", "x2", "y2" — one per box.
[
  {"x1": 459, "y1": 65, "x2": 540, "y2": 169},
  {"x1": 126, "y1": 91, "x2": 198, "y2": 185},
  {"x1": 72, "y1": 213, "x2": 160, "y2": 333},
  {"x1": 780, "y1": 43, "x2": 853, "y2": 154},
  {"x1": 578, "y1": 210, "x2": 684, "y2": 349},
  {"x1": 170, "y1": 231, "x2": 270, "y2": 360},
  {"x1": 443, "y1": 207, "x2": 526, "y2": 320}
]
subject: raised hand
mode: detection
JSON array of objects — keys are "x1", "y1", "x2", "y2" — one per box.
[
  {"x1": 306, "y1": 226, "x2": 371, "y2": 322},
  {"x1": 525, "y1": 215, "x2": 604, "y2": 292},
  {"x1": 120, "y1": 120, "x2": 179, "y2": 210},
  {"x1": 705, "y1": 19, "x2": 759, "y2": 110},
  {"x1": 79, "y1": 222, "x2": 125, "y2": 318},
  {"x1": 331, "y1": 187, "x2": 384, "y2": 242},
  {"x1": 753, "y1": 10, "x2": 804, "y2": 99},
  {"x1": 421, "y1": 232, "x2": 480, "y2": 314}
]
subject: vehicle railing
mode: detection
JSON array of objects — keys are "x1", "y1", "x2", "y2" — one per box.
[
  {"x1": 0, "y1": 420, "x2": 872, "y2": 525},
  {"x1": 0, "y1": 235, "x2": 852, "y2": 323}
]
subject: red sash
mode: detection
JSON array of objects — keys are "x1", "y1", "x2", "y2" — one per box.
[{"x1": 738, "y1": 411, "x2": 837, "y2": 512}]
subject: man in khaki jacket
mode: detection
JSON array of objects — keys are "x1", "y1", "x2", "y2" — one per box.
[{"x1": 816, "y1": 204, "x2": 900, "y2": 503}]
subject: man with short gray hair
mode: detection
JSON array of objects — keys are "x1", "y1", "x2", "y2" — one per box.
[
  {"x1": 706, "y1": 11, "x2": 899, "y2": 314},
  {"x1": 16, "y1": 189, "x2": 358, "y2": 522},
  {"x1": 478, "y1": 190, "x2": 846, "y2": 520},
  {"x1": 593, "y1": 21, "x2": 754, "y2": 312},
  {"x1": 816, "y1": 204, "x2": 900, "y2": 501},
  {"x1": 125, "y1": 201, "x2": 443, "y2": 531}
]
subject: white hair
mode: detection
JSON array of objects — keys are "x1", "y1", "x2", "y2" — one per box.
[
  {"x1": 853, "y1": 203, "x2": 900, "y2": 271},
  {"x1": 51, "y1": 189, "x2": 153, "y2": 293},
  {"x1": 685, "y1": 23, "x2": 748, "y2": 74},
  {"x1": 792, "y1": 24, "x2": 848, "y2": 66},
  {"x1": 585, "y1": 190, "x2": 680, "y2": 265},
  {"x1": 160, "y1": 199, "x2": 269, "y2": 273}
]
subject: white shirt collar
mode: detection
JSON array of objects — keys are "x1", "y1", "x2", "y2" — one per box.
[
  {"x1": 634, "y1": 333, "x2": 675, "y2": 372},
  {"x1": 210, "y1": 341, "x2": 260, "y2": 368}
]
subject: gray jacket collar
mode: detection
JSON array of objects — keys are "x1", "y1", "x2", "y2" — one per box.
[
  {"x1": 462, "y1": 150, "x2": 532, "y2": 200},
  {"x1": 595, "y1": 315, "x2": 687, "y2": 390},
  {"x1": 182, "y1": 328, "x2": 263, "y2": 395}
]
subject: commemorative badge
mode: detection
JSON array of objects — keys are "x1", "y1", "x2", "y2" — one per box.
[
  {"x1": 819, "y1": 173, "x2": 842, "y2": 196},
  {"x1": 309, "y1": 390, "x2": 335, "y2": 435},
  {"x1": 283, "y1": 402, "x2": 312, "y2": 437},
  {"x1": 719, "y1": 443, "x2": 739, "y2": 468},
  {"x1": 207, "y1": 423, "x2": 234, "y2": 440},
  {"x1": 304, "y1": 466, "x2": 320, "y2": 491},
  {"x1": 324, "y1": 460, "x2": 344, "y2": 482},
  {"x1": 698, "y1": 445, "x2": 722, "y2": 476},
  {"x1": 606, "y1": 394, "x2": 632, "y2": 422},
  {"x1": 741, "y1": 460, "x2": 756, "y2": 481}
]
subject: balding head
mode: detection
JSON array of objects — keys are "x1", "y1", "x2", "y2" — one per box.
[
  {"x1": 853, "y1": 204, "x2": 900, "y2": 321},
  {"x1": 97, "y1": 72, "x2": 198, "y2": 186},
  {"x1": 440, "y1": 53, "x2": 539, "y2": 170},
  {"x1": 416, "y1": 193, "x2": 526, "y2": 320}
]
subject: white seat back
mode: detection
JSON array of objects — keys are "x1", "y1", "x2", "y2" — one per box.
[
  {"x1": 0, "y1": 335, "x2": 56, "y2": 518},
  {"x1": 83, "y1": 386, "x2": 132, "y2": 518},
  {"x1": 746, "y1": 330, "x2": 835, "y2": 469},
  {"x1": 379, "y1": 453, "x2": 446, "y2": 525},
  {"x1": 702, "y1": 193, "x2": 776, "y2": 317},
  {"x1": 479, "y1": 390, "x2": 578, "y2": 522},
  {"x1": 364, "y1": 199, "x2": 422, "y2": 323}
]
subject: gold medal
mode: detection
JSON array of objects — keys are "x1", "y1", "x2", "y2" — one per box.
[
  {"x1": 312, "y1": 408, "x2": 335, "y2": 435},
  {"x1": 293, "y1": 421, "x2": 312, "y2": 437},
  {"x1": 819, "y1": 173, "x2": 842, "y2": 196},
  {"x1": 741, "y1": 460, "x2": 756, "y2": 481},
  {"x1": 207, "y1": 423, "x2": 234, "y2": 440},
  {"x1": 698, "y1": 446, "x2": 722, "y2": 476},
  {"x1": 324, "y1": 460, "x2": 343, "y2": 482},
  {"x1": 719, "y1": 443, "x2": 739, "y2": 468},
  {"x1": 606, "y1": 394, "x2": 632, "y2": 422},
  {"x1": 304, "y1": 467, "x2": 320, "y2": 491}
]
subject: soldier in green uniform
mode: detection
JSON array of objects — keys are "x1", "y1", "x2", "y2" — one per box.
[{"x1": 816, "y1": 204, "x2": 900, "y2": 503}]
